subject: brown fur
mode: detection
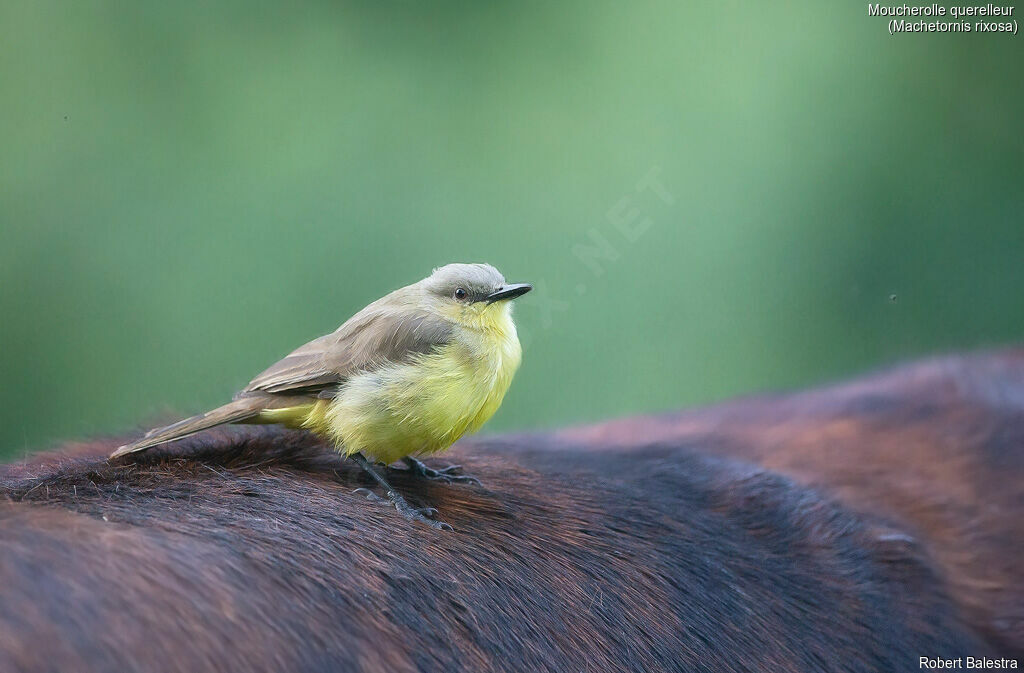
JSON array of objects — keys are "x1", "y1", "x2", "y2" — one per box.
[
  {"x1": 561, "y1": 349, "x2": 1024, "y2": 658},
  {"x1": 2, "y1": 351, "x2": 1018, "y2": 672}
]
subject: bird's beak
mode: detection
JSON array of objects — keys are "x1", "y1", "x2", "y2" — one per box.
[{"x1": 486, "y1": 283, "x2": 532, "y2": 304}]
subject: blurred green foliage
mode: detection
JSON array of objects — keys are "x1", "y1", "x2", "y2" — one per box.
[{"x1": 2, "y1": 2, "x2": 1022, "y2": 459}]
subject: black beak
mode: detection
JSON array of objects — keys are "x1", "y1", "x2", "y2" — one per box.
[{"x1": 486, "y1": 283, "x2": 532, "y2": 304}]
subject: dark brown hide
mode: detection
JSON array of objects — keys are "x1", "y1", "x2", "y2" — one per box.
[{"x1": 3, "y1": 351, "x2": 1018, "y2": 672}]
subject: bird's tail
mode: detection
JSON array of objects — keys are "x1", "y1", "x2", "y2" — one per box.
[{"x1": 110, "y1": 396, "x2": 277, "y2": 459}]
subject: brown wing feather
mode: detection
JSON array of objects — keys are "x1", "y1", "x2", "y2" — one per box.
[
  {"x1": 241, "y1": 333, "x2": 342, "y2": 395},
  {"x1": 242, "y1": 299, "x2": 453, "y2": 399},
  {"x1": 110, "y1": 394, "x2": 312, "y2": 458}
]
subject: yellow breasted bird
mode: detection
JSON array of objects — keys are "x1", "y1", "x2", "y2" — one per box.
[{"x1": 111, "y1": 263, "x2": 531, "y2": 529}]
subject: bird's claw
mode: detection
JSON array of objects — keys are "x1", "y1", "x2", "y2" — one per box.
[
  {"x1": 439, "y1": 474, "x2": 483, "y2": 486},
  {"x1": 352, "y1": 487, "x2": 452, "y2": 531},
  {"x1": 402, "y1": 458, "x2": 483, "y2": 486},
  {"x1": 393, "y1": 500, "x2": 451, "y2": 530},
  {"x1": 353, "y1": 487, "x2": 385, "y2": 503},
  {"x1": 429, "y1": 465, "x2": 482, "y2": 485}
]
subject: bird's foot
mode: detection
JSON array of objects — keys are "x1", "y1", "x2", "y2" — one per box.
[
  {"x1": 352, "y1": 487, "x2": 453, "y2": 531},
  {"x1": 402, "y1": 457, "x2": 482, "y2": 486}
]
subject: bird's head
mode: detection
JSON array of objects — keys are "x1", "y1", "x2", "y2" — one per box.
[{"x1": 421, "y1": 263, "x2": 532, "y2": 329}]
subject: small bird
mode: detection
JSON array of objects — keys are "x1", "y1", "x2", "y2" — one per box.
[{"x1": 111, "y1": 263, "x2": 531, "y2": 529}]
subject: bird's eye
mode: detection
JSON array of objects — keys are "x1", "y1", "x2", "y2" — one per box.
[{"x1": 454, "y1": 287, "x2": 468, "y2": 301}]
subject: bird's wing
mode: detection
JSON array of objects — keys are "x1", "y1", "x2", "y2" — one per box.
[{"x1": 242, "y1": 306, "x2": 453, "y2": 398}]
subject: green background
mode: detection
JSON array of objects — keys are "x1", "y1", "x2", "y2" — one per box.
[{"x1": 2, "y1": 2, "x2": 1022, "y2": 459}]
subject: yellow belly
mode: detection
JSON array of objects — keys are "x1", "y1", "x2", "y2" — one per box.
[{"x1": 263, "y1": 324, "x2": 522, "y2": 464}]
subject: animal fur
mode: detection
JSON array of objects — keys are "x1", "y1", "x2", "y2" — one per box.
[{"x1": 1, "y1": 351, "x2": 1021, "y2": 672}]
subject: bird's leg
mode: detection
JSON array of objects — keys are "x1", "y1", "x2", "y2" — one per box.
[
  {"x1": 402, "y1": 456, "x2": 482, "y2": 486},
  {"x1": 348, "y1": 452, "x2": 453, "y2": 531}
]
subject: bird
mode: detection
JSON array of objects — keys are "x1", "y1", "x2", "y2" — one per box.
[{"x1": 110, "y1": 263, "x2": 532, "y2": 529}]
